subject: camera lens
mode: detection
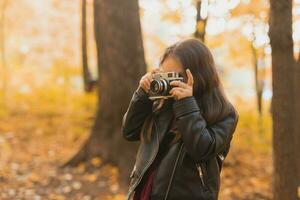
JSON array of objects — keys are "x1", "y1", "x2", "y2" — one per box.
[
  {"x1": 150, "y1": 80, "x2": 161, "y2": 94},
  {"x1": 150, "y1": 79, "x2": 168, "y2": 95}
]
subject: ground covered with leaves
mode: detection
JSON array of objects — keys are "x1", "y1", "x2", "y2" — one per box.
[{"x1": 0, "y1": 92, "x2": 273, "y2": 199}]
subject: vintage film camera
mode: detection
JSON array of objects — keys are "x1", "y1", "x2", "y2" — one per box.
[{"x1": 149, "y1": 71, "x2": 184, "y2": 100}]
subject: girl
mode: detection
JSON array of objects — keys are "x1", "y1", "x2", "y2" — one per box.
[{"x1": 121, "y1": 38, "x2": 239, "y2": 200}]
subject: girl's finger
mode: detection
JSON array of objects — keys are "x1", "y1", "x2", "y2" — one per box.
[
  {"x1": 171, "y1": 91, "x2": 178, "y2": 100},
  {"x1": 170, "y1": 80, "x2": 189, "y2": 89},
  {"x1": 169, "y1": 87, "x2": 185, "y2": 94},
  {"x1": 146, "y1": 75, "x2": 153, "y2": 82},
  {"x1": 141, "y1": 83, "x2": 148, "y2": 92},
  {"x1": 186, "y1": 69, "x2": 194, "y2": 86},
  {"x1": 145, "y1": 80, "x2": 150, "y2": 89},
  {"x1": 172, "y1": 90, "x2": 184, "y2": 100}
]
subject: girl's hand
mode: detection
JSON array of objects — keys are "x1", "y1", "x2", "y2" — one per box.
[
  {"x1": 169, "y1": 69, "x2": 194, "y2": 101},
  {"x1": 139, "y1": 68, "x2": 161, "y2": 93}
]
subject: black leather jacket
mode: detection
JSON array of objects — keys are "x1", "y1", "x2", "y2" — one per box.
[{"x1": 121, "y1": 86, "x2": 239, "y2": 200}]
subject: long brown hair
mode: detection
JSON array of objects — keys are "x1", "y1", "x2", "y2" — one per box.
[{"x1": 140, "y1": 38, "x2": 235, "y2": 145}]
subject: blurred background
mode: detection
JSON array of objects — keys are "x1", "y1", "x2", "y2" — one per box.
[{"x1": 0, "y1": 0, "x2": 299, "y2": 199}]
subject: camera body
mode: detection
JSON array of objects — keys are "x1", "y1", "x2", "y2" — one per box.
[{"x1": 149, "y1": 71, "x2": 184, "y2": 100}]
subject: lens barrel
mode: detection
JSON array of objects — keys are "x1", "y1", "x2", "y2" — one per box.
[{"x1": 150, "y1": 79, "x2": 169, "y2": 95}]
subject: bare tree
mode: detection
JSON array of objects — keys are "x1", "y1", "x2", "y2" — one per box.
[
  {"x1": 194, "y1": 0, "x2": 207, "y2": 42},
  {"x1": 250, "y1": 33, "x2": 266, "y2": 116},
  {"x1": 81, "y1": 0, "x2": 96, "y2": 92}
]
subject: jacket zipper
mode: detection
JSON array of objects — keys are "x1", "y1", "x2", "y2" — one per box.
[
  {"x1": 218, "y1": 154, "x2": 224, "y2": 162},
  {"x1": 127, "y1": 117, "x2": 160, "y2": 199},
  {"x1": 196, "y1": 163, "x2": 206, "y2": 189},
  {"x1": 164, "y1": 141, "x2": 184, "y2": 200},
  {"x1": 130, "y1": 165, "x2": 136, "y2": 178}
]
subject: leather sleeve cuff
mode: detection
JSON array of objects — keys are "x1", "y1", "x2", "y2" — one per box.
[
  {"x1": 134, "y1": 85, "x2": 152, "y2": 103},
  {"x1": 173, "y1": 96, "x2": 201, "y2": 119}
]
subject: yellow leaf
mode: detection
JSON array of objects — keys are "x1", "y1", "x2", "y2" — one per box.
[
  {"x1": 85, "y1": 173, "x2": 97, "y2": 182},
  {"x1": 90, "y1": 157, "x2": 102, "y2": 167}
]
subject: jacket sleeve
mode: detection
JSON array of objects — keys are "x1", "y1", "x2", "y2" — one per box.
[
  {"x1": 172, "y1": 96, "x2": 239, "y2": 163},
  {"x1": 121, "y1": 85, "x2": 153, "y2": 141}
]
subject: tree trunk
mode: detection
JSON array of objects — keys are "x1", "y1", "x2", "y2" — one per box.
[
  {"x1": 194, "y1": 0, "x2": 207, "y2": 42},
  {"x1": 250, "y1": 40, "x2": 265, "y2": 116},
  {"x1": 268, "y1": 0, "x2": 299, "y2": 199},
  {"x1": 81, "y1": 0, "x2": 96, "y2": 92},
  {"x1": 296, "y1": 43, "x2": 300, "y2": 198},
  {"x1": 65, "y1": 0, "x2": 147, "y2": 190}
]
